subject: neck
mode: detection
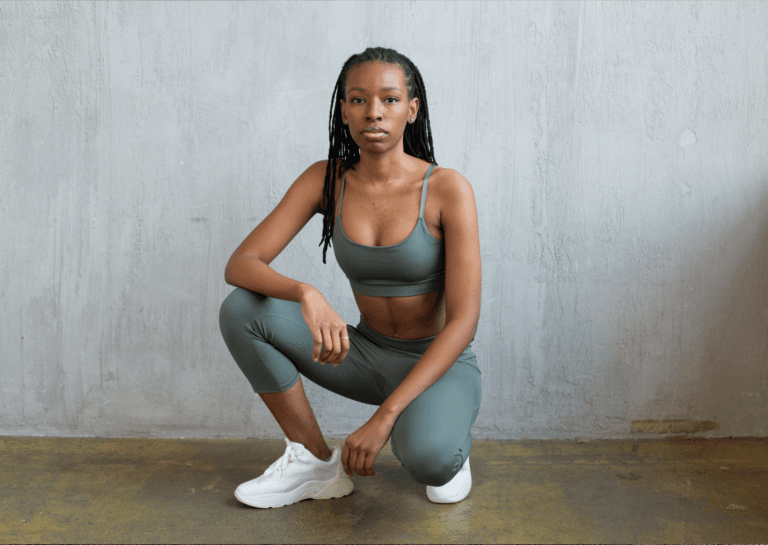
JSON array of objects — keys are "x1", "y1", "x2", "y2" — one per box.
[{"x1": 353, "y1": 146, "x2": 419, "y2": 189}]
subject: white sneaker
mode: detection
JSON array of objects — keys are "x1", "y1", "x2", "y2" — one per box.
[
  {"x1": 426, "y1": 456, "x2": 472, "y2": 503},
  {"x1": 235, "y1": 438, "x2": 354, "y2": 508}
]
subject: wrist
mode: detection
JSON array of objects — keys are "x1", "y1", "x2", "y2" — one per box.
[
  {"x1": 298, "y1": 283, "x2": 318, "y2": 301},
  {"x1": 375, "y1": 404, "x2": 399, "y2": 424}
]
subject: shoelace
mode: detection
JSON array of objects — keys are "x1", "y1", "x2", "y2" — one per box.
[{"x1": 263, "y1": 438, "x2": 304, "y2": 479}]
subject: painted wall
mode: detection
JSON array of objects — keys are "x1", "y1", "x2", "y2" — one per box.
[{"x1": 2, "y1": 1, "x2": 767, "y2": 440}]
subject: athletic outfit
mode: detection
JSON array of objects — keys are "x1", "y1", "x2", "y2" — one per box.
[
  {"x1": 219, "y1": 163, "x2": 481, "y2": 502},
  {"x1": 333, "y1": 163, "x2": 447, "y2": 296}
]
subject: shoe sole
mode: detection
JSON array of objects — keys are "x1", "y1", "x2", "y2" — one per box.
[{"x1": 235, "y1": 475, "x2": 354, "y2": 509}]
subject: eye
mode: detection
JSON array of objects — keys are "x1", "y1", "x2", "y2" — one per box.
[
  {"x1": 351, "y1": 97, "x2": 364, "y2": 104},
  {"x1": 386, "y1": 97, "x2": 399, "y2": 103}
]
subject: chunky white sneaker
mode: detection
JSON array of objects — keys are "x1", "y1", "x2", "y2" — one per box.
[
  {"x1": 235, "y1": 438, "x2": 354, "y2": 508},
  {"x1": 426, "y1": 456, "x2": 472, "y2": 503}
]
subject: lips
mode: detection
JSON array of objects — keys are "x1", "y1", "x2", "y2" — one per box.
[{"x1": 362, "y1": 128, "x2": 387, "y2": 140}]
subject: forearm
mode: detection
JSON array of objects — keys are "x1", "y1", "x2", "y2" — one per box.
[
  {"x1": 225, "y1": 254, "x2": 315, "y2": 302},
  {"x1": 375, "y1": 319, "x2": 478, "y2": 422}
]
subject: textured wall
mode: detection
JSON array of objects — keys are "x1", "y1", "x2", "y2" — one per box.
[{"x1": 1, "y1": 1, "x2": 767, "y2": 440}]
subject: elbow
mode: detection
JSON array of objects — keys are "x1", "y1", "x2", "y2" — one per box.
[
  {"x1": 224, "y1": 253, "x2": 262, "y2": 287},
  {"x1": 445, "y1": 309, "x2": 480, "y2": 331},
  {"x1": 447, "y1": 314, "x2": 479, "y2": 342},
  {"x1": 444, "y1": 316, "x2": 478, "y2": 335},
  {"x1": 224, "y1": 264, "x2": 237, "y2": 286}
]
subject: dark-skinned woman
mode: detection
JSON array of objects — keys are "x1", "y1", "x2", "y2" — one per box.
[{"x1": 219, "y1": 47, "x2": 482, "y2": 508}]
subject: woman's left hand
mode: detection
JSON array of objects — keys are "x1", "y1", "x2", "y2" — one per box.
[{"x1": 342, "y1": 412, "x2": 396, "y2": 478}]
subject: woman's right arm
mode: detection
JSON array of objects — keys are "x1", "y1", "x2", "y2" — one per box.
[
  {"x1": 224, "y1": 160, "x2": 350, "y2": 365},
  {"x1": 224, "y1": 160, "x2": 327, "y2": 302}
]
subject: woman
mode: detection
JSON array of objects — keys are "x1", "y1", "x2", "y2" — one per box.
[{"x1": 219, "y1": 47, "x2": 482, "y2": 508}]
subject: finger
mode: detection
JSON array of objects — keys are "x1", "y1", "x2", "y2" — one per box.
[
  {"x1": 355, "y1": 451, "x2": 366, "y2": 477},
  {"x1": 334, "y1": 326, "x2": 350, "y2": 366},
  {"x1": 348, "y1": 448, "x2": 360, "y2": 476},
  {"x1": 357, "y1": 452, "x2": 371, "y2": 477},
  {"x1": 320, "y1": 328, "x2": 333, "y2": 363},
  {"x1": 312, "y1": 333, "x2": 323, "y2": 362},
  {"x1": 354, "y1": 451, "x2": 367, "y2": 477},
  {"x1": 329, "y1": 328, "x2": 343, "y2": 363},
  {"x1": 365, "y1": 452, "x2": 376, "y2": 477},
  {"x1": 347, "y1": 448, "x2": 357, "y2": 474},
  {"x1": 323, "y1": 327, "x2": 340, "y2": 364},
  {"x1": 341, "y1": 444, "x2": 352, "y2": 477}
]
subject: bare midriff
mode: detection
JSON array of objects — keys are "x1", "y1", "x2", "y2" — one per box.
[
  {"x1": 353, "y1": 288, "x2": 446, "y2": 339},
  {"x1": 333, "y1": 161, "x2": 447, "y2": 340}
]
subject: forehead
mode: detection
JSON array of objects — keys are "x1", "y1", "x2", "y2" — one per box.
[{"x1": 345, "y1": 61, "x2": 406, "y2": 92}]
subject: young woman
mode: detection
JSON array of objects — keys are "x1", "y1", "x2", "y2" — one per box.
[{"x1": 219, "y1": 47, "x2": 482, "y2": 508}]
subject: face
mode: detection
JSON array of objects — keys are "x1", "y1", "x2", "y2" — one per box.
[{"x1": 340, "y1": 61, "x2": 419, "y2": 153}]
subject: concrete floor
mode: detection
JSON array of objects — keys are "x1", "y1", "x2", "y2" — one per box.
[{"x1": 1, "y1": 435, "x2": 766, "y2": 543}]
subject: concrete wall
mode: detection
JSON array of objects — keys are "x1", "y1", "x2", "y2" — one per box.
[{"x1": 2, "y1": 1, "x2": 767, "y2": 440}]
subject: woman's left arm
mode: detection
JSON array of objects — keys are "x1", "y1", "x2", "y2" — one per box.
[
  {"x1": 342, "y1": 171, "x2": 482, "y2": 478},
  {"x1": 376, "y1": 169, "x2": 482, "y2": 422}
]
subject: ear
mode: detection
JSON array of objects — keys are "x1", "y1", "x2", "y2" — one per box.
[
  {"x1": 339, "y1": 98, "x2": 347, "y2": 123},
  {"x1": 408, "y1": 96, "x2": 419, "y2": 122}
]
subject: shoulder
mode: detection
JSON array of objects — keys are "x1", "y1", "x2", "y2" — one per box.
[
  {"x1": 430, "y1": 167, "x2": 477, "y2": 228},
  {"x1": 305, "y1": 159, "x2": 337, "y2": 178},
  {"x1": 301, "y1": 160, "x2": 344, "y2": 215},
  {"x1": 431, "y1": 166, "x2": 475, "y2": 204}
]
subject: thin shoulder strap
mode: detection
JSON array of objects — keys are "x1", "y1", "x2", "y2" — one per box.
[
  {"x1": 337, "y1": 171, "x2": 346, "y2": 219},
  {"x1": 419, "y1": 163, "x2": 437, "y2": 219}
]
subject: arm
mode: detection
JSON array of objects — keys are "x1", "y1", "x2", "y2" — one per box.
[
  {"x1": 224, "y1": 160, "x2": 327, "y2": 301},
  {"x1": 376, "y1": 170, "x2": 482, "y2": 422}
]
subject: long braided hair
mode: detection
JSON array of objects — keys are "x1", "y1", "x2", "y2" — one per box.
[{"x1": 318, "y1": 47, "x2": 437, "y2": 264}]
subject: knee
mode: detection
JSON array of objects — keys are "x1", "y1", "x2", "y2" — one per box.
[
  {"x1": 218, "y1": 287, "x2": 267, "y2": 335},
  {"x1": 398, "y1": 444, "x2": 463, "y2": 487}
]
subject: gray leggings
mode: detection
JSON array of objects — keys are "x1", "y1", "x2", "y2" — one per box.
[{"x1": 218, "y1": 287, "x2": 482, "y2": 487}]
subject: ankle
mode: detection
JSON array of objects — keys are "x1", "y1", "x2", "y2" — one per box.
[{"x1": 312, "y1": 446, "x2": 333, "y2": 462}]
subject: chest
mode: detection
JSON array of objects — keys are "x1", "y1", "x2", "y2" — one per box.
[{"x1": 334, "y1": 172, "x2": 444, "y2": 247}]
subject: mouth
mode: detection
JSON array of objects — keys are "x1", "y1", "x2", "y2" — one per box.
[{"x1": 362, "y1": 128, "x2": 388, "y2": 139}]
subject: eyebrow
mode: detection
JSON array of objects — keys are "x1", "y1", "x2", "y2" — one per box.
[{"x1": 349, "y1": 86, "x2": 401, "y2": 92}]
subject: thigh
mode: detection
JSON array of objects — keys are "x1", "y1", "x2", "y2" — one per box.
[{"x1": 221, "y1": 288, "x2": 388, "y2": 405}]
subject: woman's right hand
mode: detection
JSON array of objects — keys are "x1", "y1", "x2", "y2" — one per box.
[{"x1": 300, "y1": 288, "x2": 350, "y2": 366}]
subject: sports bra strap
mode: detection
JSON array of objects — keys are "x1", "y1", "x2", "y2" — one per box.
[{"x1": 419, "y1": 163, "x2": 437, "y2": 219}]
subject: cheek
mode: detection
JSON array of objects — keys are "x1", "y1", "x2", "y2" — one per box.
[{"x1": 347, "y1": 130, "x2": 363, "y2": 146}]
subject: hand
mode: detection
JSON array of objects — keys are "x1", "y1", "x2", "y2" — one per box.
[
  {"x1": 300, "y1": 288, "x2": 350, "y2": 366},
  {"x1": 342, "y1": 413, "x2": 395, "y2": 478}
]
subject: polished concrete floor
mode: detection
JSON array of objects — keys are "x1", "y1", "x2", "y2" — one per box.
[{"x1": 1, "y1": 435, "x2": 766, "y2": 543}]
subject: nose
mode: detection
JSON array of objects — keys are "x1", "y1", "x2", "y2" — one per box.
[{"x1": 365, "y1": 99, "x2": 383, "y2": 121}]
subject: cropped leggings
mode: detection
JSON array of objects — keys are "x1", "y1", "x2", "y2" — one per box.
[{"x1": 218, "y1": 287, "x2": 482, "y2": 487}]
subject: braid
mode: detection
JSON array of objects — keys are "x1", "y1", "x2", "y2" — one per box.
[{"x1": 318, "y1": 47, "x2": 437, "y2": 264}]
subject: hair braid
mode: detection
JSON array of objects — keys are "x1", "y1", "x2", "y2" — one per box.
[{"x1": 318, "y1": 47, "x2": 437, "y2": 264}]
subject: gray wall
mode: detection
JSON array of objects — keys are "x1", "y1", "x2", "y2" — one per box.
[{"x1": 2, "y1": 1, "x2": 767, "y2": 440}]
